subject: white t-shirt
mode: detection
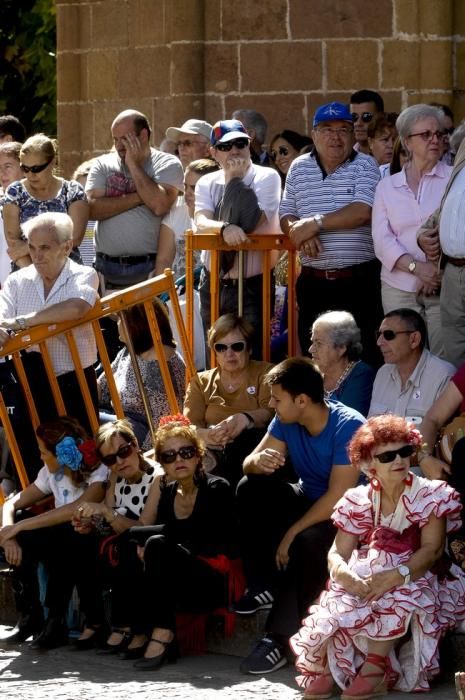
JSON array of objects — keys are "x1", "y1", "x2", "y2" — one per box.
[{"x1": 34, "y1": 463, "x2": 108, "y2": 507}]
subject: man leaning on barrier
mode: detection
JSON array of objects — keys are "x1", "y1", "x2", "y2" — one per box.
[{"x1": 0, "y1": 211, "x2": 99, "y2": 481}]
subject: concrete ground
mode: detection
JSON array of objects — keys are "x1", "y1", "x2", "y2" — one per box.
[{"x1": 0, "y1": 625, "x2": 460, "y2": 700}]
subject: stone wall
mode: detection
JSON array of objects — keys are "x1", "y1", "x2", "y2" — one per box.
[{"x1": 56, "y1": 0, "x2": 465, "y2": 176}]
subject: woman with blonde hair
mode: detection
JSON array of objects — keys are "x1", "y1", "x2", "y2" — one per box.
[{"x1": 3, "y1": 133, "x2": 89, "y2": 268}]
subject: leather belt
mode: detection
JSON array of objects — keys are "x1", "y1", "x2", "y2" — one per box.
[
  {"x1": 444, "y1": 255, "x2": 465, "y2": 268},
  {"x1": 96, "y1": 252, "x2": 156, "y2": 265},
  {"x1": 300, "y1": 266, "x2": 354, "y2": 281}
]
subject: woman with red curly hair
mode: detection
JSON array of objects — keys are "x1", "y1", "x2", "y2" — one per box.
[{"x1": 291, "y1": 414, "x2": 465, "y2": 699}]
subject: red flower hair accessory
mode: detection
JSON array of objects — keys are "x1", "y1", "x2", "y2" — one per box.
[
  {"x1": 159, "y1": 414, "x2": 191, "y2": 428},
  {"x1": 78, "y1": 439, "x2": 98, "y2": 467}
]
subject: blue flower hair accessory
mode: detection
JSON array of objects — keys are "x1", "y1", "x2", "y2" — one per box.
[{"x1": 55, "y1": 436, "x2": 83, "y2": 472}]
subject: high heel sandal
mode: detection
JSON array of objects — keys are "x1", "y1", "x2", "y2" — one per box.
[
  {"x1": 73, "y1": 625, "x2": 105, "y2": 651},
  {"x1": 304, "y1": 671, "x2": 337, "y2": 699},
  {"x1": 456, "y1": 672, "x2": 465, "y2": 700},
  {"x1": 96, "y1": 628, "x2": 133, "y2": 655},
  {"x1": 133, "y1": 637, "x2": 178, "y2": 670},
  {"x1": 120, "y1": 640, "x2": 149, "y2": 660},
  {"x1": 341, "y1": 653, "x2": 389, "y2": 700}
]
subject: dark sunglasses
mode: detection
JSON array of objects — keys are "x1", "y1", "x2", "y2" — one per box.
[
  {"x1": 270, "y1": 146, "x2": 289, "y2": 160},
  {"x1": 99, "y1": 442, "x2": 134, "y2": 467},
  {"x1": 374, "y1": 444, "x2": 415, "y2": 464},
  {"x1": 351, "y1": 112, "x2": 373, "y2": 123},
  {"x1": 375, "y1": 329, "x2": 415, "y2": 341},
  {"x1": 20, "y1": 157, "x2": 53, "y2": 174},
  {"x1": 215, "y1": 139, "x2": 249, "y2": 152},
  {"x1": 160, "y1": 445, "x2": 197, "y2": 464},
  {"x1": 214, "y1": 341, "x2": 246, "y2": 353}
]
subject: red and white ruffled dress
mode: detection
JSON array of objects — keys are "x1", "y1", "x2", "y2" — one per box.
[{"x1": 290, "y1": 474, "x2": 465, "y2": 693}]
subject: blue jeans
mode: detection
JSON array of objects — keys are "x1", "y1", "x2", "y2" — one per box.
[{"x1": 94, "y1": 255, "x2": 154, "y2": 288}]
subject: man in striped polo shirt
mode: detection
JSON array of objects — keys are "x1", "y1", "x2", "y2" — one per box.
[{"x1": 280, "y1": 102, "x2": 382, "y2": 366}]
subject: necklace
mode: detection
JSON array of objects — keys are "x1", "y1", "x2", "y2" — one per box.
[{"x1": 324, "y1": 360, "x2": 358, "y2": 400}]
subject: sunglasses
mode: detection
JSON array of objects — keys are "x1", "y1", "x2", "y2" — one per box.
[
  {"x1": 351, "y1": 112, "x2": 374, "y2": 123},
  {"x1": 375, "y1": 329, "x2": 415, "y2": 341},
  {"x1": 214, "y1": 341, "x2": 247, "y2": 353},
  {"x1": 408, "y1": 130, "x2": 444, "y2": 142},
  {"x1": 215, "y1": 139, "x2": 249, "y2": 152},
  {"x1": 20, "y1": 157, "x2": 54, "y2": 174},
  {"x1": 270, "y1": 146, "x2": 289, "y2": 160},
  {"x1": 160, "y1": 445, "x2": 197, "y2": 464},
  {"x1": 374, "y1": 444, "x2": 415, "y2": 464},
  {"x1": 99, "y1": 442, "x2": 134, "y2": 467}
]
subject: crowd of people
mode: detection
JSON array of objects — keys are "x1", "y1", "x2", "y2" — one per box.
[{"x1": 0, "y1": 89, "x2": 464, "y2": 698}]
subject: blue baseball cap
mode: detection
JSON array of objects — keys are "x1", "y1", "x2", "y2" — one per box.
[
  {"x1": 313, "y1": 102, "x2": 353, "y2": 128},
  {"x1": 210, "y1": 119, "x2": 251, "y2": 146}
]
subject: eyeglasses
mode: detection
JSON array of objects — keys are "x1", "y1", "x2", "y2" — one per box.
[
  {"x1": 160, "y1": 445, "x2": 197, "y2": 464},
  {"x1": 270, "y1": 146, "x2": 289, "y2": 160},
  {"x1": 20, "y1": 157, "x2": 54, "y2": 174},
  {"x1": 99, "y1": 442, "x2": 134, "y2": 467},
  {"x1": 213, "y1": 341, "x2": 247, "y2": 353},
  {"x1": 374, "y1": 444, "x2": 415, "y2": 464},
  {"x1": 408, "y1": 130, "x2": 444, "y2": 142},
  {"x1": 177, "y1": 139, "x2": 207, "y2": 147},
  {"x1": 215, "y1": 139, "x2": 249, "y2": 152},
  {"x1": 315, "y1": 127, "x2": 354, "y2": 137},
  {"x1": 351, "y1": 112, "x2": 374, "y2": 123},
  {"x1": 375, "y1": 329, "x2": 415, "y2": 341}
]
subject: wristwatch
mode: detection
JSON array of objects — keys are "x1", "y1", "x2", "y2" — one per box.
[
  {"x1": 15, "y1": 316, "x2": 28, "y2": 331},
  {"x1": 408, "y1": 259, "x2": 417, "y2": 274},
  {"x1": 314, "y1": 214, "x2": 325, "y2": 231},
  {"x1": 397, "y1": 564, "x2": 411, "y2": 584}
]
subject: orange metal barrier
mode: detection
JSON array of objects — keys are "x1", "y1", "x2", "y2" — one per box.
[
  {"x1": 0, "y1": 270, "x2": 196, "y2": 500},
  {"x1": 185, "y1": 231, "x2": 298, "y2": 366}
]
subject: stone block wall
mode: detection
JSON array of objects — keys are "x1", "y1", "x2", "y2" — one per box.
[{"x1": 56, "y1": 0, "x2": 465, "y2": 176}]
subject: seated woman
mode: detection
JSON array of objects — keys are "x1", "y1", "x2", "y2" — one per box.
[
  {"x1": 127, "y1": 414, "x2": 237, "y2": 670},
  {"x1": 73, "y1": 419, "x2": 161, "y2": 652},
  {"x1": 309, "y1": 311, "x2": 375, "y2": 416},
  {"x1": 0, "y1": 416, "x2": 107, "y2": 649},
  {"x1": 183, "y1": 314, "x2": 274, "y2": 486},
  {"x1": 291, "y1": 414, "x2": 465, "y2": 698},
  {"x1": 98, "y1": 297, "x2": 186, "y2": 450}
]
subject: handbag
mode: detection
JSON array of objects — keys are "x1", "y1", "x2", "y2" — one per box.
[{"x1": 438, "y1": 414, "x2": 465, "y2": 464}]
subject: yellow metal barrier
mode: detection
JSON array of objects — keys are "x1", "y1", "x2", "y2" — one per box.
[
  {"x1": 185, "y1": 231, "x2": 297, "y2": 365},
  {"x1": 0, "y1": 270, "x2": 196, "y2": 499}
]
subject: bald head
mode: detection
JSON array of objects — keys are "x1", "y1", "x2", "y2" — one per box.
[
  {"x1": 111, "y1": 109, "x2": 152, "y2": 161},
  {"x1": 111, "y1": 110, "x2": 151, "y2": 138}
]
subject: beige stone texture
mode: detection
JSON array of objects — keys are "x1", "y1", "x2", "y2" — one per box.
[
  {"x1": 91, "y1": 0, "x2": 129, "y2": 48},
  {"x1": 394, "y1": 0, "x2": 453, "y2": 36},
  {"x1": 57, "y1": 53, "x2": 87, "y2": 102},
  {"x1": 57, "y1": 103, "x2": 94, "y2": 155},
  {"x1": 290, "y1": 0, "x2": 392, "y2": 38},
  {"x1": 165, "y1": 0, "x2": 204, "y2": 42},
  {"x1": 326, "y1": 41, "x2": 379, "y2": 91},
  {"x1": 456, "y1": 42, "x2": 465, "y2": 91},
  {"x1": 153, "y1": 95, "x2": 207, "y2": 145},
  {"x1": 87, "y1": 50, "x2": 119, "y2": 100},
  {"x1": 241, "y1": 42, "x2": 322, "y2": 93},
  {"x1": 204, "y1": 44, "x2": 239, "y2": 94},
  {"x1": 171, "y1": 44, "x2": 205, "y2": 95},
  {"x1": 204, "y1": 0, "x2": 221, "y2": 41},
  {"x1": 383, "y1": 40, "x2": 452, "y2": 91},
  {"x1": 204, "y1": 95, "x2": 224, "y2": 128},
  {"x1": 117, "y1": 47, "x2": 171, "y2": 98},
  {"x1": 222, "y1": 0, "x2": 288, "y2": 41},
  {"x1": 128, "y1": 0, "x2": 166, "y2": 46},
  {"x1": 56, "y1": 4, "x2": 91, "y2": 51}
]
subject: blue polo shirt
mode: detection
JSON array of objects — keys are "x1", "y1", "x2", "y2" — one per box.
[{"x1": 268, "y1": 401, "x2": 365, "y2": 501}]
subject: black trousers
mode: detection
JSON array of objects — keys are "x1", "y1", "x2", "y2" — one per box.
[
  {"x1": 199, "y1": 268, "x2": 275, "y2": 360},
  {"x1": 129, "y1": 525, "x2": 226, "y2": 633},
  {"x1": 236, "y1": 474, "x2": 335, "y2": 638},
  {"x1": 296, "y1": 259, "x2": 383, "y2": 368}
]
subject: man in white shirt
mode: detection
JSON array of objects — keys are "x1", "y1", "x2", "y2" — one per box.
[
  {"x1": 195, "y1": 119, "x2": 281, "y2": 357},
  {"x1": 368, "y1": 308, "x2": 454, "y2": 422},
  {"x1": 418, "y1": 138, "x2": 465, "y2": 367}
]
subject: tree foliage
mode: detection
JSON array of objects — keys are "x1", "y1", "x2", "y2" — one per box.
[{"x1": 0, "y1": 0, "x2": 56, "y2": 136}]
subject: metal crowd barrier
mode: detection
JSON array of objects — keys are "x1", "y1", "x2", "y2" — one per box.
[
  {"x1": 185, "y1": 231, "x2": 298, "y2": 367},
  {"x1": 0, "y1": 270, "x2": 196, "y2": 499}
]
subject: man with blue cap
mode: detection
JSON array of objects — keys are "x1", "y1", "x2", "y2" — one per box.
[{"x1": 280, "y1": 101, "x2": 382, "y2": 366}]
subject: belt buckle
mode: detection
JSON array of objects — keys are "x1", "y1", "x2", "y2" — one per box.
[{"x1": 325, "y1": 269, "x2": 337, "y2": 281}]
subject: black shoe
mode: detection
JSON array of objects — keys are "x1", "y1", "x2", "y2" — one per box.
[
  {"x1": 133, "y1": 637, "x2": 178, "y2": 671},
  {"x1": 240, "y1": 636, "x2": 287, "y2": 674},
  {"x1": 97, "y1": 628, "x2": 133, "y2": 655},
  {"x1": 1, "y1": 613, "x2": 44, "y2": 645},
  {"x1": 30, "y1": 618, "x2": 68, "y2": 651},
  {"x1": 73, "y1": 625, "x2": 105, "y2": 651},
  {"x1": 234, "y1": 589, "x2": 274, "y2": 615},
  {"x1": 120, "y1": 641, "x2": 148, "y2": 660}
]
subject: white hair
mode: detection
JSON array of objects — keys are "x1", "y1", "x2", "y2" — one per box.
[
  {"x1": 21, "y1": 212, "x2": 73, "y2": 243},
  {"x1": 396, "y1": 104, "x2": 443, "y2": 151},
  {"x1": 312, "y1": 310, "x2": 363, "y2": 360}
]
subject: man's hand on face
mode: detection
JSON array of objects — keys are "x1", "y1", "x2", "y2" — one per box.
[
  {"x1": 223, "y1": 157, "x2": 250, "y2": 183},
  {"x1": 122, "y1": 132, "x2": 146, "y2": 169}
]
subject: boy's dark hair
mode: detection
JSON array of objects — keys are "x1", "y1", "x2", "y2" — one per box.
[{"x1": 265, "y1": 357, "x2": 324, "y2": 404}]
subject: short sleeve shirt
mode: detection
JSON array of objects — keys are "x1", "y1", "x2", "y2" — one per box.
[
  {"x1": 269, "y1": 401, "x2": 365, "y2": 500},
  {"x1": 86, "y1": 149, "x2": 184, "y2": 257},
  {"x1": 34, "y1": 463, "x2": 108, "y2": 508}
]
